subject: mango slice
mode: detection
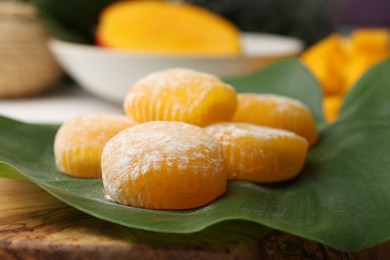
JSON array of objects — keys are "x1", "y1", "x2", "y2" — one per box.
[
  {"x1": 54, "y1": 114, "x2": 135, "y2": 178},
  {"x1": 301, "y1": 34, "x2": 347, "y2": 95},
  {"x1": 344, "y1": 29, "x2": 390, "y2": 92},
  {"x1": 102, "y1": 121, "x2": 227, "y2": 210},
  {"x1": 123, "y1": 68, "x2": 237, "y2": 126},
  {"x1": 350, "y1": 29, "x2": 390, "y2": 53},
  {"x1": 301, "y1": 29, "x2": 390, "y2": 122},
  {"x1": 205, "y1": 122, "x2": 308, "y2": 183},
  {"x1": 96, "y1": 1, "x2": 240, "y2": 55},
  {"x1": 323, "y1": 95, "x2": 343, "y2": 123}
]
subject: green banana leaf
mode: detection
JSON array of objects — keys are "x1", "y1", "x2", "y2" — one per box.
[{"x1": 1, "y1": 59, "x2": 390, "y2": 252}]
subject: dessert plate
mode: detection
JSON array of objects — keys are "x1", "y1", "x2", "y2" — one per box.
[{"x1": 49, "y1": 33, "x2": 303, "y2": 103}]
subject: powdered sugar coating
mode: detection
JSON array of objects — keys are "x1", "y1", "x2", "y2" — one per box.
[
  {"x1": 123, "y1": 68, "x2": 237, "y2": 126},
  {"x1": 205, "y1": 122, "x2": 308, "y2": 183},
  {"x1": 54, "y1": 114, "x2": 135, "y2": 178},
  {"x1": 101, "y1": 121, "x2": 226, "y2": 209},
  {"x1": 255, "y1": 94, "x2": 306, "y2": 106},
  {"x1": 132, "y1": 68, "x2": 223, "y2": 90},
  {"x1": 55, "y1": 114, "x2": 133, "y2": 152},
  {"x1": 206, "y1": 122, "x2": 300, "y2": 142},
  {"x1": 232, "y1": 93, "x2": 318, "y2": 146},
  {"x1": 234, "y1": 93, "x2": 310, "y2": 117}
]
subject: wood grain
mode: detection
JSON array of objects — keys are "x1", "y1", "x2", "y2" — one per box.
[{"x1": 0, "y1": 178, "x2": 389, "y2": 260}]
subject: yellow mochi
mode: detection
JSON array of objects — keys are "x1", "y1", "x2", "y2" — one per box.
[
  {"x1": 232, "y1": 93, "x2": 319, "y2": 146},
  {"x1": 54, "y1": 114, "x2": 135, "y2": 178},
  {"x1": 101, "y1": 121, "x2": 227, "y2": 210},
  {"x1": 205, "y1": 122, "x2": 308, "y2": 183},
  {"x1": 123, "y1": 68, "x2": 237, "y2": 126}
]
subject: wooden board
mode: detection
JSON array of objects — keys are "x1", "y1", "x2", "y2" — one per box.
[{"x1": 0, "y1": 178, "x2": 389, "y2": 259}]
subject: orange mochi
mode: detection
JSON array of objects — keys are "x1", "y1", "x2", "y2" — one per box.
[
  {"x1": 101, "y1": 121, "x2": 227, "y2": 210},
  {"x1": 123, "y1": 68, "x2": 237, "y2": 126},
  {"x1": 205, "y1": 122, "x2": 308, "y2": 183},
  {"x1": 96, "y1": 1, "x2": 240, "y2": 55},
  {"x1": 232, "y1": 93, "x2": 319, "y2": 146},
  {"x1": 54, "y1": 114, "x2": 135, "y2": 178}
]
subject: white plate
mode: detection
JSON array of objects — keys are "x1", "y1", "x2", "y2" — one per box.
[
  {"x1": 49, "y1": 33, "x2": 303, "y2": 104},
  {"x1": 0, "y1": 87, "x2": 122, "y2": 124}
]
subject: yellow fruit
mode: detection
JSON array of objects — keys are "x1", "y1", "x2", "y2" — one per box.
[
  {"x1": 123, "y1": 68, "x2": 237, "y2": 126},
  {"x1": 101, "y1": 121, "x2": 227, "y2": 210},
  {"x1": 344, "y1": 29, "x2": 390, "y2": 91},
  {"x1": 323, "y1": 95, "x2": 343, "y2": 123},
  {"x1": 205, "y1": 122, "x2": 308, "y2": 183},
  {"x1": 350, "y1": 29, "x2": 390, "y2": 53},
  {"x1": 232, "y1": 93, "x2": 319, "y2": 146},
  {"x1": 54, "y1": 114, "x2": 135, "y2": 178},
  {"x1": 343, "y1": 54, "x2": 373, "y2": 92},
  {"x1": 96, "y1": 1, "x2": 240, "y2": 55},
  {"x1": 301, "y1": 29, "x2": 390, "y2": 122},
  {"x1": 301, "y1": 34, "x2": 346, "y2": 95}
]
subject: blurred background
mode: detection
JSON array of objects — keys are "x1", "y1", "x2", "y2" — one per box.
[
  {"x1": 18, "y1": 0, "x2": 334, "y2": 46},
  {"x1": 1, "y1": 0, "x2": 389, "y2": 122},
  {"x1": 24, "y1": 0, "x2": 390, "y2": 46}
]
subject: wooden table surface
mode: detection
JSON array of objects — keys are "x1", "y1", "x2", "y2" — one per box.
[{"x1": 0, "y1": 178, "x2": 389, "y2": 260}]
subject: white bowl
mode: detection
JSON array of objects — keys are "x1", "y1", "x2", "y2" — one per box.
[{"x1": 49, "y1": 33, "x2": 303, "y2": 104}]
